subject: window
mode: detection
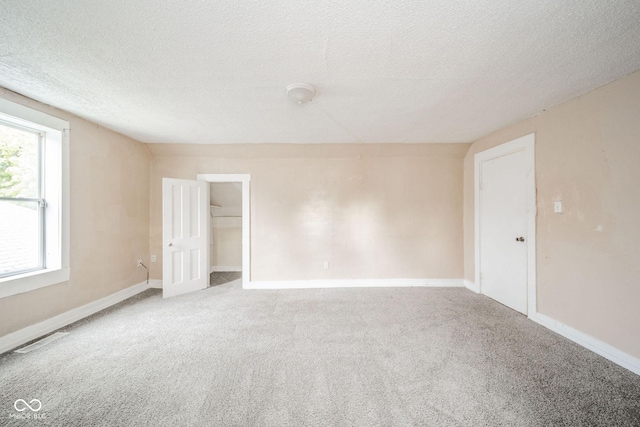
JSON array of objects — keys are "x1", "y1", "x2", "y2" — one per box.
[
  {"x1": 0, "y1": 121, "x2": 45, "y2": 276},
  {"x1": 0, "y1": 98, "x2": 69, "y2": 298}
]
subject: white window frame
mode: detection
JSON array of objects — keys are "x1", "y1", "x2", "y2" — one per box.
[{"x1": 0, "y1": 98, "x2": 70, "y2": 298}]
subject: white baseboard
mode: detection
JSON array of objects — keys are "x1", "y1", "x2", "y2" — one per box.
[
  {"x1": 0, "y1": 281, "x2": 150, "y2": 354},
  {"x1": 245, "y1": 278, "x2": 465, "y2": 290},
  {"x1": 210, "y1": 265, "x2": 242, "y2": 273},
  {"x1": 464, "y1": 280, "x2": 479, "y2": 293},
  {"x1": 148, "y1": 279, "x2": 163, "y2": 289},
  {"x1": 530, "y1": 311, "x2": 640, "y2": 376}
]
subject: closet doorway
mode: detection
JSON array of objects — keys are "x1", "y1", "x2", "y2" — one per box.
[{"x1": 198, "y1": 174, "x2": 251, "y2": 288}]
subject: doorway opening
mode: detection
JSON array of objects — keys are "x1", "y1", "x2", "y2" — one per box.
[
  {"x1": 209, "y1": 182, "x2": 242, "y2": 287},
  {"x1": 198, "y1": 174, "x2": 251, "y2": 289}
]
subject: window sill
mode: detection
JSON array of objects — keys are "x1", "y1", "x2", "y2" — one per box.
[{"x1": 0, "y1": 266, "x2": 69, "y2": 299}]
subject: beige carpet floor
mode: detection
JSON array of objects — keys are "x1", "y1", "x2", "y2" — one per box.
[{"x1": 1, "y1": 280, "x2": 639, "y2": 426}]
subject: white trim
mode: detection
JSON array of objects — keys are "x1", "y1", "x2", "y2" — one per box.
[
  {"x1": 245, "y1": 278, "x2": 465, "y2": 290},
  {"x1": 148, "y1": 279, "x2": 163, "y2": 289},
  {"x1": 197, "y1": 174, "x2": 251, "y2": 289},
  {"x1": 197, "y1": 174, "x2": 250, "y2": 183},
  {"x1": 464, "y1": 280, "x2": 479, "y2": 293},
  {"x1": 474, "y1": 133, "x2": 537, "y2": 315},
  {"x1": 0, "y1": 281, "x2": 150, "y2": 354},
  {"x1": 0, "y1": 98, "x2": 68, "y2": 131},
  {"x1": 210, "y1": 265, "x2": 242, "y2": 273},
  {"x1": 530, "y1": 312, "x2": 640, "y2": 376}
]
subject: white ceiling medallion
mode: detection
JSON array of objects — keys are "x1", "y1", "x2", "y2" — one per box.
[{"x1": 286, "y1": 83, "x2": 316, "y2": 104}]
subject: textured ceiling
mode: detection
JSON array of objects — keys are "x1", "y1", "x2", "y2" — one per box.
[{"x1": 1, "y1": 1, "x2": 640, "y2": 144}]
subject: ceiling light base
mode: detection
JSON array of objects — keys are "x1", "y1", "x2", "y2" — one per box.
[{"x1": 286, "y1": 83, "x2": 316, "y2": 104}]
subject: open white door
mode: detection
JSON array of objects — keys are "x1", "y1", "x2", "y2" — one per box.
[{"x1": 162, "y1": 178, "x2": 209, "y2": 298}]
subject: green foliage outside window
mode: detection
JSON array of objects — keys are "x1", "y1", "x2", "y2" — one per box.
[
  {"x1": 0, "y1": 123, "x2": 39, "y2": 201},
  {"x1": 0, "y1": 141, "x2": 21, "y2": 197}
]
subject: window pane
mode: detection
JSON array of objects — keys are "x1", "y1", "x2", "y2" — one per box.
[
  {"x1": 0, "y1": 199, "x2": 41, "y2": 276},
  {"x1": 0, "y1": 122, "x2": 40, "y2": 199}
]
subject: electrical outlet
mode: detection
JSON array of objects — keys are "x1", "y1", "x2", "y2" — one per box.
[
  {"x1": 323, "y1": 261, "x2": 329, "y2": 270},
  {"x1": 151, "y1": 255, "x2": 157, "y2": 263},
  {"x1": 137, "y1": 259, "x2": 143, "y2": 267}
]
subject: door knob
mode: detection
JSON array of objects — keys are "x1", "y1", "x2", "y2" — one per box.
[
  {"x1": 168, "y1": 243, "x2": 173, "y2": 246},
  {"x1": 515, "y1": 237, "x2": 525, "y2": 242}
]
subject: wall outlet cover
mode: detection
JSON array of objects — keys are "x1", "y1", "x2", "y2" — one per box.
[{"x1": 554, "y1": 201, "x2": 563, "y2": 213}]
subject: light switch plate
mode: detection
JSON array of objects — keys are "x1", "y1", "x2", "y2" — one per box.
[{"x1": 554, "y1": 201, "x2": 563, "y2": 213}]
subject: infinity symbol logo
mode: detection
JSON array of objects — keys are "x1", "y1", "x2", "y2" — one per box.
[{"x1": 14, "y1": 399, "x2": 42, "y2": 412}]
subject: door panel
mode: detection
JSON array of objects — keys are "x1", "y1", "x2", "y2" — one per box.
[
  {"x1": 162, "y1": 178, "x2": 209, "y2": 298},
  {"x1": 479, "y1": 149, "x2": 528, "y2": 314}
]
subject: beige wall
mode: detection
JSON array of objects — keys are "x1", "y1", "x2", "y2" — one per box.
[
  {"x1": 0, "y1": 89, "x2": 151, "y2": 337},
  {"x1": 463, "y1": 69, "x2": 640, "y2": 359},
  {"x1": 211, "y1": 226, "x2": 242, "y2": 268},
  {"x1": 149, "y1": 143, "x2": 468, "y2": 282}
]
